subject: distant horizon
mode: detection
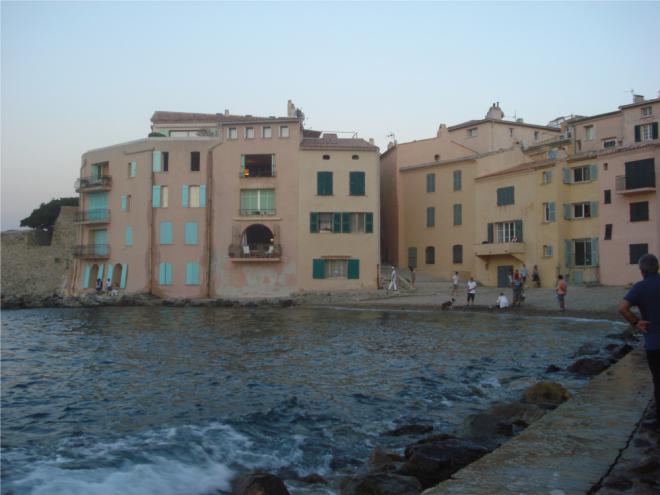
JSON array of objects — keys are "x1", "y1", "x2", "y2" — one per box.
[{"x1": 2, "y1": 1, "x2": 659, "y2": 230}]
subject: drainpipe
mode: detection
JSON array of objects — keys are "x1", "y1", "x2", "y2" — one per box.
[{"x1": 207, "y1": 135, "x2": 223, "y2": 298}]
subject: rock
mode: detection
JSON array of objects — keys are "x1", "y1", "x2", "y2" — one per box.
[
  {"x1": 568, "y1": 357, "x2": 610, "y2": 376},
  {"x1": 383, "y1": 424, "x2": 433, "y2": 437},
  {"x1": 299, "y1": 474, "x2": 327, "y2": 484},
  {"x1": 232, "y1": 472, "x2": 290, "y2": 495},
  {"x1": 369, "y1": 446, "x2": 406, "y2": 472},
  {"x1": 545, "y1": 364, "x2": 562, "y2": 373},
  {"x1": 573, "y1": 342, "x2": 600, "y2": 357},
  {"x1": 606, "y1": 328, "x2": 640, "y2": 342},
  {"x1": 340, "y1": 473, "x2": 421, "y2": 495},
  {"x1": 608, "y1": 344, "x2": 634, "y2": 362},
  {"x1": 460, "y1": 402, "x2": 545, "y2": 440},
  {"x1": 521, "y1": 381, "x2": 571, "y2": 407},
  {"x1": 604, "y1": 475, "x2": 633, "y2": 490},
  {"x1": 398, "y1": 437, "x2": 490, "y2": 488},
  {"x1": 631, "y1": 457, "x2": 660, "y2": 475}
]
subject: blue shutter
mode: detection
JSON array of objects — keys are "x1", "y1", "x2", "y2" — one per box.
[
  {"x1": 159, "y1": 263, "x2": 166, "y2": 285},
  {"x1": 590, "y1": 201, "x2": 599, "y2": 218},
  {"x1": 347, "y1": 259, "x2": 360, "y2": 279},
  {"x1": 185, "y1": 222, "x2": 198, "y2": 245},
  {"x1": 130, "y1": 161, "x2": 137, "y2": 177},
  {"x1": 121, "y1": 195, "x2": 126, "y2": 211},
  {"x1": 182, "y1": 185, "x2": 189, "y2": 208},
  {"x1": 241, "y1": 155, "x2": 246, "y2": 176},
  {"x1": 97, "y1": 263, "x2": 105, "y2": 282},
  {"x1": 152, "y1": 186, "x2": 161, "y2": 208},
  {"x1": 366, "y1": 213, "x2": 373, "y2": 233},
  {"x1": 310, "y1": 212, "x2": 318, "y2": 233},
  {"x1": 563, "y1": 203, "x2": 571, "y2": 220},
  {"x1": 563, "y1": 168, "x2": 571, "y2": 184},
  {"x1": 591, "y1": 238, "x2": 599, "y2": 266},
  {"x1": 313, "y1": 259, "x2": 326, "y2": 279},
  {"x1": 565, "y1": 240, "x2": 573, "y2": 267},
  {"x1": 548, "y1": 202, "x2": 556, "y2": 222},
  {"x1": 82, "y1": 264, "x2": 91, "y2": 288},
  {"x1": 186, "y1": 262, "x2": 200, "y2": 285},
  {"x1": 106, "y1": 264, "x2": 114, "y2": 283},
  {"x1": 152, "y1": 151, "x2": 162, "y2": 172},
  {"x1": 160, "y1": 222, "x2": 173, "y2": 245},
  {"x1": 120, "y1": 264, "x2": 128, "y2": 289},
  {"x1": 125, "y1": 226, "x2": 133, "y2": 246},
  {"x1": 199, "y1": 184, "x2": 206, "y2": 207},
  {"x1": 589, "y1": 164, "x2": 598, "y2": 180},
  {"x1": 514, "y1": 220, "x2": 523, "y2": 242}
]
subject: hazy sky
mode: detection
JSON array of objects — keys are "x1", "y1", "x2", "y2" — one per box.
[{"x1": 2, "y1": 1, "x2": 659, "y2": 229}]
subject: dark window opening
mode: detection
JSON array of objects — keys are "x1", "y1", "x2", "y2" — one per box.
[
  {"x1": 323, "y1": 155, "x2": 330, "y2": 160},
  {"x1": 604, "y1": 224, "x2": 612, "y2": 240},
  {"x1": 425, "y1": 246, "x2": 435, "y2": 264},
  {"x1": 452, "y1": 244, "x2": 463, "y2": 264},
  {"x1": 625, "y1": 159, "x2": 656, "y2": 189},
  {"x1": 352, "y1": 155, "x2": 359, "y2": 160},
  {"x1": 243, "y1": 154, "x2": 275, "y2": 177},
  {"x1": 630, "y1": 201, "x2": 649, "y2": 222},
  {"x1": 604, "y1": 190, "x2": 611, "y2": 204},
  {"x1": 191, "y1": 152, "x2": 200, "y2": 172},
  {"x1": 243, "y1": 224, "x2": 275, "y2": 253},
  {"x1": 162, "y1": 152, "x2": 169, "y2": 172},
  {"x1": 434, "y1": 154, "x2": 440, "y2": 161},
  {"x1": 629, "y1": 244, "x2": 648, "y2": 264}
]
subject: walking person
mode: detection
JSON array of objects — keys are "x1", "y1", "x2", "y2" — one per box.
[
  {"x1": 106, "y1": 278, "x2": 112, "y2": 294},
  {"x1": 619, "y1": 254, "x2": 660, "y2": 429},
  {"x1": 95, "y1": 278, "x2": 103, "y2": 294},
  {"x1": 512, "y1": 273, "x2": 523, "y2": 307},
  {"x1": 451, "y1": 271, "x2": 460, "y2": 296},
  {"x1": 532, "y1": 265, "x2": 541, "y2": 288},
  {"x1": 388, "y1": 266, "x2": 398, "y2": 292},
  {"x1": 409, "y1": 266, "x2": 416, "y2": 290},
  {"x1": 555, "y1": 275, "x2": 568, "y2": 311},
  {"x1": 466, "y1": 277, "x2": 477, "y2": 306}
]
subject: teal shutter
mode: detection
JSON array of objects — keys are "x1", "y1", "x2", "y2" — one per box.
[
  {"x1": 332, "y1": 212, "x2": 342, "y2": 233},
  {"x1": 310, "y1": 212, "x2": 318, "y2": 233},
  {"x1": 591, "y1": 237, "x2": 599, "y2": 266},
  {"x1": 120, "y1": 264, "x2": 128, "y2": 289},
  {"x1": 121, "y1": 195, "x2": 127, "y2": 211},
  {"x1": 589, "y1": 164, "x2": 598, "y2": 180},
  {"x1": 160, "y1": 221, "x2": 173, "y2": 245},
  {"x1": 563, "y1": 168, "x2": 571, "y2": 184},
  {"x1": 317, "y1": 172, "x2": 333, "y2": 195},
  {"x1": 548, "y1": 202, "x2": 556, "y2": 222},
  {"x1": 365, "y1": 213, "x2": 373, "y2": 233},
  {"x1": 185, "y1": 222, "x2": 198, "y2": 245},
  {"x1": 565, "y1": 240, "x2": 573, "y2": 267},
  {"x1": 453, "y1": 170, "x2": 461, "y2": 191},
  {"x1": 152, "y1": 185, "x2": 161, "y2": 208},
  {"x1": 453, "y1": 204, "x2": 462, "y2": 225},
  {"x1": 199, "y1": 184, "x2": 206, "y2": 207},
  {"x1": 347, "y1": 259, "x2": 360, "y2": 279},
  {"x1": 349, "y1": 172, "x2": 365, "y2": 196},
  {"x1": 487, "y1": 223, "x2": 494, "y2": 243},
  {"x1": 186, "y1": 262, "x2": 200, "y2": 285},
  {"x1": 159, "y1": 263, "x2": 173, "y2": 285},
  {"x1": 106, "y1": 264, "x2": 114, "y2": 283},
  {"x1": 130, "y1": 161, "x2": 137, "y2": 177},
  {"x1": 182, "y1": 185, "x2": 189, "y2": 208},
  {"x1": 342, "y1": 213, "x2": 351, "y2": 233},
  {"x1": 82, "y1": 264, "x2": 91, "y2": 288},
  {"x1": 152, "y1": 151, "x2": 162, "y2": 172},
  {"x1": 634, "y1": 125, "x2": 641, "y2": 142},
  {"x1": 241, "y1": 155, "x2": 246, "y2": 175},
  {"x1": 313, "y1": 259, "x2": 326, "y2": 279},
  {"x1": 97, "y1": 263, "x2": 105, "y2": 282},
  {"x1": 125, "y1": 226, "x2": 133, "y2": 246},
  {"x1": 159, "y1": 263, "x2": 166, "y2": 285},
  {"x1": 563, "y1": 203, "x2": 571, "y2": 220},
  {"x1": 590, "y1": 201, "x2": 599, "y2": 218},
  {"x1": 514, "y1": 220, "x2": 523, "y2": 242}
]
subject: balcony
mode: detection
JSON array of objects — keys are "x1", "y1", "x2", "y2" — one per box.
[
  {"x1": 238, "y1": 208, "x2": 276, "y2": 217},
  {"x1": 615, "y1": 175, "x2": 656, "y2": 194},
  {"x1": 228, "y1": 243, "x2": 282, "y2": 262},
  {"x1": 474, "y1": 241, "x2": 526, "y2": 258},
  {"x1": 73, "y1": 244, "x2": 110, "y2": 259},
  {"x1": 240, "y1": 154, "x2": 276, "y2": 178},
  {"x1": 75, "y1": 176, "x2": 112, "y2": 192},
  {"x1": 75, "y1": 209, "x2": 110, "y2": 224}
]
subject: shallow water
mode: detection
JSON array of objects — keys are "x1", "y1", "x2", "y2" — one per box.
[{"x1": 1, "y1": 307, "x2": 625, "y2": 494}]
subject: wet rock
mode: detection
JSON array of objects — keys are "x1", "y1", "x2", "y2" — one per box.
[
  {"x1": 521, "y1": 381, "x2": 570, "y2": 408},
  {"x1": 398, "y1": 437, "x2": 490, "y2": 488},
  {"x1": 383, "y1": 424, "x2": 433, "y2": 437},
  {"x1": 460, "y1": 402, "x2": 545, "y2": 440},
  {"x1": 545, "y1": 364, "x2": 562, "y2": 373},
  {"x1": 567, "y1": 357, "x2": 610, "y2": 376},
  {"x1": 608, "y1": 344, "x2": 634, "y2": 362},
  {"x1": 232, "y1": 472, "x2": 290, "y2": 495},
  {"x1": 369, "y1": 446, "x2": 406, "y2": 472},
  {"x1": 604, "y1": 475, "x2": 634, "y2": 490},
  {"x1": 340, "y1": 473, "x2": 421, "y2": 495},
  {"x1": 630, "y1": 457, "x2": 660, "y2": 475},
  {"x1": 299, "y1": 473, "x2": 327, "y2": 484},
  {"x1": 606, "y1": 327, "x2": 640, "y2": 342},
  {"x1": 573, "y1": 342, "x2": 600, "y2": 357}
]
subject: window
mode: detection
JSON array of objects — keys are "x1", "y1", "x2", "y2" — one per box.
[
  {"x1": 158, "y1": 262, "x2": 173, "y2": 285},
  {"x1": 434, "y1": 154, "x2": 440, "y2": 161},
  {"x1": 228, "y1": 127, "x2": 238, "y2": 140},
  {"x1": 408, "y1": 247, "x2": 417, "y2": 269},
  {"x1": 162, "y1": 152, "x2": 169, "y2": 172},
  {"x1": 186, "y1": 262, "x2": 200, "y2": 285},
  {"x1": 128, "y1": 161, "x2": 137, "y2": 178},
  {"x1": 242, "y1": 154, "x2": 275, "y2": 177},
  {"x1": 496, "y1": 186, "x2": 515, "y2": 206},
  {"x1": 604, "y1": 224, "x2": 612, "y2": 241},
  {"x1": 190, "y1": 151, "x2": 200, "y2": 172},
  {"x1": 262, "y1": 126, "x2": 272, "y2": 139},
  {"x1": 452, "y1": 245, "x2": 463, "y2": 264},
  {"x1": 189, "y1": 186, "x2": 201, "y2": 208},
  {"x1": 604, "y1": 162, "x2": 608, "y2": 171},
  {"x1": 604, "y1": 190, "x2": 611, "y2": 204},
  {"x1": 573, "y1": 202, "x2": 592, "y2": 219},
  {"x1": 310, "y1": 212, "x2": 373, "y2": 234},
  {"x1": 349, "y1": 171, "x2": 365, "y2": 196},
  {"x1": 542, "y1": 170, "x2": 553, "y2": 184},
  {"x1": 153, "y1": 186, "x2": 168, "y2": 208},
  {"x1": 125, "y1": 226, "x2": 133, "y2": 246},
  {"x1": 352, "y1": 155, "x2": 359, "y2": 160},
  {"x1": 630, "y1": 201, "x2": 649, "y2": 222},
  {"x1": 453, "y1": 170, "x2": 462, "y2": 191},
  {"x1": 349, "y1": 213, "x2": 367, "y2": 233},
  {"x1": 602, "y1": 138, "x2": 616, "y2": 149},
  {"x1": 635, "y1": 123, "x2": 658, "y2": 142},
  {"x1": 185, "y1": 222, "x2": 198, "y2": 245},
  {"x1": 280, "y1": 126, "x2": 289, "y2": 138},
  {"x1": 574, "y1": 239, "x2": 593, "y2": 266},
  {"x1": 467, "y1": 127, "x2": 478, "y2": 138},
  {"x1": 495, "y1": 221, "x2": 521, "y2": 243},
  {"x1": 453, "y1": 204, "x2": 462, "y2": 226},
  {"x1": 543, "y1": 202, "x2": 556, "y2": 222},
  {"x1": 160, "y1": 221, "x2": 173, "y2": 245},
  {"x1": 312, "y1": 259, "x2": 359, "y2": 279},
  {"x1": 534, "y1": 131, "x2": 539, "y2": 141},
  {"x1": 426, "y1": 173, "x2": 435, "y2": 193},
  {"x1": 318, "y1": 213, "x2": 333, "y2": 233},
  {"x1": 161, "y1": 186, "x2": 169, "y2": 208},
  {"x1": 240, "y1": 189, "x2": 275, "y2": 216},
  {"x1": 426, "y1": 207, "x2": 435, "y2": 227},
  {"x1": 543, "y1": 245, "x2": 553, "y2": 258},
  {"x1": 624, "y1": 158, "x2": 656, "y2": 189},
  {"x1": 317, "y1": 172, "x2": 333, "y2": 196},
  {"x1": 323, "y1": 155, "x2": 330, "y2": 160},
  {"x1": 245, "y1": 127, "x2": 255, "y2": 139},
  {"x1": 572, "y1": 166, "x2": 592, "y2": 183},
  {"x1": 425, "y1": 246, "x2": 435, "y2": 265},
  {"x1": 629, "y1": 244, "x2": 649, "y2": 264},
  {"x1": 642, "y1": 106, "x2": 652, "y2": 117},
  {"x1": 326, "y1": 259, "x2": 348, "y2": 278},
  {"x1": 182, "y1": 184, "x2": 206, "y2": 208},
  {"x1": 585, "y1": 125, "x2": 594, "y2": 141}
]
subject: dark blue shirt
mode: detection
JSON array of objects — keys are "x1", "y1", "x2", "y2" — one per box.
[{"x1": 624, "y1": 273, "x2": 660, "y2": 350}]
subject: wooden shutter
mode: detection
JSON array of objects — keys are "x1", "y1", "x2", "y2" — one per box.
[
  {"x1": 365, "y1": 213, "x2": 373, "y2": 233},
  {"x1": 487, "y1": 223, "x2": 494, "y2": 243},
  {"x1": 106, "y1": 264, "x2": 114, "y2": 283},
  {"x1": 347, "y1": 259, "x2": 360, "y2": 279},
  {"x1": 199, "y1": 185, "x2": 206, "y2": 207},
  {"x1": 312, "y1": 259, "x2": 326, "y2": 279},
  {"x1": 121, "y1": 195, "x2": 127, "y2": 211},
  {"x1": 160, "y1": 222, "x2": 173, "y2": 245},
  {"x1": 130, "y1": 161, "x2": 137, "y2": 177},
  {"x1": 317, "y1": 172, "x2": 333, "y2": 196},
  {"x1": 589, "y1": 164, "x2": 598, "y2": 180},
  {"x1": 159, "y1": 263, "x2": 166, "y2": 285},
  {"x1": 350, "y1": 172, "x2": 365, "y2": 196},
  {"x1": 310, "y1": 212, "x2": 318, "y2": 233},
  {"x1": 453, "y1": 204, "x2": 462, "y2": 225},
  {"x1": 562, "y1": 168, "x2": 571, "y2": 184},
  {"x1": 185, "y1": 222, "x2": 198, "y2": 245},
  {"x1": 634, "y1": 125, "x2": 641, "y2": 142},
  {"x1": 652, "y1": 122, "x2": 659, "y2": 140},
  {"x1": 186, "y1": 262, "x2": 200, "y2": 285},
  {"x1": 548, "y1": 202, "x2": 556, "y2": 222},
  {"x1": 152, "y1": 151, "x2": 162, "y2": 172},
  {"x1": 125, "y1": 226, "x2": 133, "y2": 246},
  {"x1": 565, "y1": 240, "x2": 573, "y2": 267},
  {"x1": 590, "y1": 201, "x2": 599, "y2": 218},
  {"x1": 563, "y1": 203, "x2": 571, "y2": 220},
  {"x1": 514, "y1": 220, "x2": 523, "y2": 242}
]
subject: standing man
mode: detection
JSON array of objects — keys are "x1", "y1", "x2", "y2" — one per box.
[
  {"x1": 451, "y1": 271, "x2": 460, "y2": 296},
  {"x1": 619, "y1": 254, "x2": 660, "y2": 429},
  {"x1": 555, "y1": 275, "x2": 567, "y2": 311},
  {"x1": 409, "y1": 266, "x2": 416, "y2": 290},
  {"x1": 388, "y1": 266, "x2": 398, "y2": 292},
  {"x1": 467, "y1": 277, "x2": 477, "y2": 306},
  {"x1": 521, "y1": 264, "x2": 529, "y2": 286}
]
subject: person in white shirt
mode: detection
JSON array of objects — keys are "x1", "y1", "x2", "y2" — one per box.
[
  {"x1": 388, "y1": 266, "x2": 398, "y2": 291},
  {"x1": 467, "y1": 277, "x2": 477, "y2": 305},
  {"x1": 496, "y1": 292, "x2": 510, "y2": 309},
  {"x1": 451, "y1": 272, "x2": 459, "y2": 295}
]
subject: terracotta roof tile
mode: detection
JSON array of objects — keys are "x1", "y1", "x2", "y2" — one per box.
[
  {"x1": 300, "y1": 136, "x2": 378, "y2": 151},
  {"x1": 476, "y1": 158, "x2": 555, "y2": 180},
  {"x1": 151, "y1": 111, "x2": 298, "y2": 124}
]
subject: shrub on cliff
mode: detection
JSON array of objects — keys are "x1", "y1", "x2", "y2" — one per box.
[{"x1": 20, "y1": 197, "x2": 78, "y2": 229}]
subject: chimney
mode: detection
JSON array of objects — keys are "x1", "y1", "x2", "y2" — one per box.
[
  {"x1": 287, "y1": 100, "x2": 296, "y2": 118},
  {"x1": 224, "y1": 109, "x2": 229, "y2": 116},
  {"x1": 368, "y1": 138, "x2": 375, "y2": 145},
  {"x1": 437, "y1": 123, "x2": 446, "y2": 137},
  {"x1": 387, "y1": 141, "x2": 396, "y2": 150},
  {"x1": 633, "y1": 94, "x2": 644, "y2": 103}
]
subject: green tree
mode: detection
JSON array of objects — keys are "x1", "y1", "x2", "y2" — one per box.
[{"x1": 20, "y1": 197, "x2": 79, "y2": 229}]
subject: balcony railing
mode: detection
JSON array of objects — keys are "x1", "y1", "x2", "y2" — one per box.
[
  {"x1": 615, "y1": 175, "x2": 656, "y2": 194},
  {"x1": 75, "y1": 209, "x2": 110, "y2": 223},
  {"x1": 474, "y1": 241, "x2": 526, "y2": 258},
  {"x1": 238, "y1": 208, "x2": 276, "y2": 217},
  {"x1": 239, "y1": 169, "x2": 277, "y2": 178},
  {"x1": 73, "y1": 244, "x2": 110, "y2": 258},
  {"x1": 75, "y1": 176, "x2": 112, "y2": 192},
  {"x1": 228, "y1": 243, "x2": 282, "y2": 260}
]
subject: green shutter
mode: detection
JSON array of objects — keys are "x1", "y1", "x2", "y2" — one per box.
[
  {"x1": 182, "y1": 185, "x2": 189, "y2": 208},
  {"x1": 365, "y1": 212, "x2": 373, "y2": 233},
  {"x1": 120, "y1": 264, "x2": 128, "y2": 289},
  {"x1": 350, "y1": 172, "x2": 365, "y2": 196},
  {"x1": 121, "y1": 195, "x2": 127, "y2": 211},
  {"x1": 590, "y1": 201, "x2": 599, "y2": 218},
  {"x1": 310, "y1": 212, "x2": 318, "y2": 233},
  {"x1": 153, "y1": 151, "x2": 162, "y2": 172},
  {"x1": 185, "y1": 222, "x2": 198, "y2": 245},
  {"x1": 589, "y1": 164, "x2": 598, "y2": 180},
  {"x1": 152, "y1": 185, "x2": 161, "y2": 208},
  {"x1": 342, "y1": 213, "x2": 351, "y2": 233},
  {"x1": 635, "y1": 125, "x2": 641, "y2": 142},
  {"x1": 82, "y1": 264, "x2": 91, "y2": 288},
  {"x1": 347, "y1": 259, "x2": 360, "y2": 279},
  {"x1": 514, "y1": 220, "x2": 523, "y2": 242},
  {"x1": 487, "y1": 223, "x2": 494, "y2": 243},
  {"x1": 548, "y1": 202, "x2": 556, "y2": 222},
  {"x1": 565, "y1": 240, "x2": 573, "y2": 267},
  {"x1": 591, "y1": 237, "x2": 599, "y2": 266},
  {"x1": 317, "y1": 172, "x2": 333, "y2": 196},
  {"x1": 333, "y1": 212, "x2": 342, "y2": 233},
  {"x1": 313, "y1": 259, "x2": 326, "y2": 279}
]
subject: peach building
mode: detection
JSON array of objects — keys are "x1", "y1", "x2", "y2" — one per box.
[{"x1": 72, "y1": 101, "x2": 380, "y2": 298}]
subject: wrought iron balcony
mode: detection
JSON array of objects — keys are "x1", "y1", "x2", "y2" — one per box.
[
  {"x1": 228, "y1": 243, "x2": 282, "y2": 261},
  {"x1": 75, "y1": 176, "x2": 112, "y2": 192},
  {"x1": 615, "y1": 175, "x2": 656, "y2": 194},
  {"x1": 238, "y1": 208, "x2": 276, "y2": 217},
  {"x1": 73, "y1": 244, "x2": 110, "y2": 259},
  {"x1": 74, "y1": 209, "x2": 110, "y2": 224}
]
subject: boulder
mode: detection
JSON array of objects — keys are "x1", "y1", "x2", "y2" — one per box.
[
  {"x1": 521, "y1": 381, "x2": 570, "y2": 407},
  {"x1": 340, "y1": 473, "x2": 421, "y2": 495},
  {"x1": 299, "y1": 474, "x2": 327, "y2": 484},
  {"x1": 383, "y1": 424, "x2": 433, "y2": 437},
  {"x1": 545, "y1": 364, "x2": 562, "y2": 373},
  {"x1": 573, "y1": 342, "x2": 600, "y2": 357},
  {"x1": 398, "y1": 437, "x2": 490, "y2": 488},
  {"x1": 460, "y1": 402, "x2": 545, "y2": 440},
  {"x1": 568, "y1": 357, "x2": 610, "y2": 376},
  {"x1": 232, "y1": 472, "x2": 290, "y2": 495},
  {"x1": 369, "y1": 446, "x2": 406, "y2": 472},
  {"x1": 608, "y1": 344, "x2": 634, "y2": 362}
]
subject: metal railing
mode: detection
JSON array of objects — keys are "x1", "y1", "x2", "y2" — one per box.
[
  {"x1": 73, "y1": 244, "x2": 110, "y2": 258},
  {"x1": 228, "y1": 243, "x2": 282, "y2": 259},
  {"x1": 615, "y1": 175, "x2": 656, "y2": 192},
  {"x1": 239, "y1": 169, "x2": 277, "y2": 178},
  {"x1": 75, "y1": 176, "x2": 112, "y2": 192},
  {"x1": 74, "y1": 209, "x2": 111, "y2": 223},
  {"x1": 238, "y1": 208, "x2": 276, "y2": 216}
]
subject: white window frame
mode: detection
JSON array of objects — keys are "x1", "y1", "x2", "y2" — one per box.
[
  {"x1": 318, "y1": 213, "x2": 333, "y2": 233},
  {"x1": 349, "y1": 213, "x2": 367, "y2": 233},
  {"x1": 262, "y1": 126, "x2": 272, "y2": 139},
  {"x1": 189, "y1": 186, "x2": 200, "y2": 208},
  {"x1": 227, "y1": 127, "x2": 238, "y2": 140},
  {"x1": 496, "y1": 221, "x2": 517, "y2": 243},
  {"x1": 324, "y1": 259, "x2": 348, "y2": 278},
  {"x1": 245, "y1": 127, "x2": 255, "y2": 139},
  {"x1": 542, "y1": 170, "x2": 552, "y2": 184},
  {"x1": 279, "y1": 125, "x2": 289, "y2": 138},
  {"x1": 467, "y1": 127, "x2": 478, "y2": 138},
  {"x1": 573, "y1": 202, "x2": 591, "y2": 219},
  {"x1": 641, "y1": 123, "x2": 654, "y2": 141},
  {"x1": 641, "y1": 106, "x2": 652, "y2": 117},
  {"x1": 574, "y1": 239, "x2": 593, "y2": 266},
  {"x1": 572, "y1": 165, "x2": 591, "y2": 183},
  {"x1": 543, "y1": 244, "x2": 553, "y2": 258},
  {"x1": 161, "y1": 186, "x2": 169, "y2": 208},
  {"x1": 584, "y1": 125, "x2": 594, "y2": 141}
]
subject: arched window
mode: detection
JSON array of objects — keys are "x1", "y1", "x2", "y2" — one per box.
[{"x1": 425, "y1": 246, "x2": 435, "y2": 264}]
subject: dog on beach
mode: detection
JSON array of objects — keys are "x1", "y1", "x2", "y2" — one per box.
[{"x1": 441, "y1": 298, "x2": 456, "y2": 310}]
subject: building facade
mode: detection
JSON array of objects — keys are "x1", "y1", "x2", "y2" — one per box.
[{"x1": 72, "y1": 102, "x2": 380, "y2": 297}]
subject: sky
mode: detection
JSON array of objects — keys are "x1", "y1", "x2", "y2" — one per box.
[{"x1": 1, "y1": 1, "x2": 659, "y2": 230}]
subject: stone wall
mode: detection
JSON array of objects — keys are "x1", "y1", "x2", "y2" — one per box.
[{"x1": 1, "y1": 207, "x2": 77, "y2": 299}]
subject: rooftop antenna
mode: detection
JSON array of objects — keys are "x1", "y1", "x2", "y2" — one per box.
[
  {"x1": 386, "y1": 132, "x2": 396, "y2": 141},
  {"x1": 505, "y1": 110, "x2": 518, "y2": 121}
]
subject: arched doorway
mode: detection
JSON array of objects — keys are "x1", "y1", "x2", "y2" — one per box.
[
  {"x1": 243, "y1": 224, "x2": 274, "y2": 255},
  {"x1": 89, "y1": 263, "x2": 100, "y2": 289},
  {"x1": 112, "y1": 264, "x2": 123, "y2": 288}
]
